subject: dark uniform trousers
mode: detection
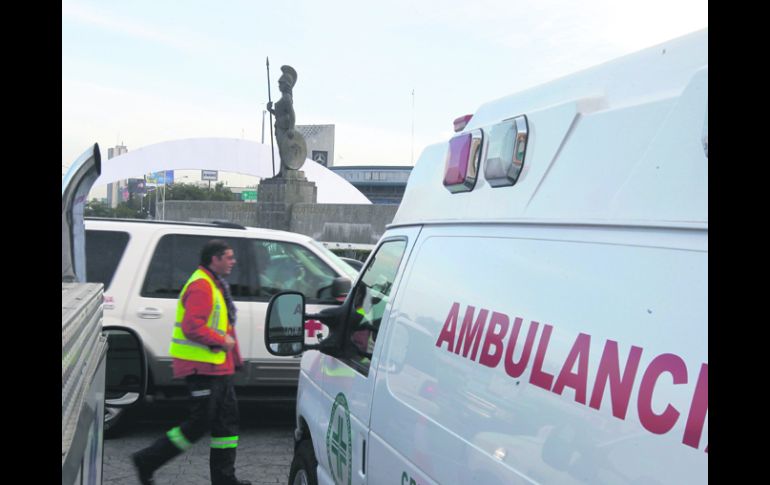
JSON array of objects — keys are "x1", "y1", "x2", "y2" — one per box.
[{"x1": 133, "y1": 374, "x2": 241, "y2": 485}]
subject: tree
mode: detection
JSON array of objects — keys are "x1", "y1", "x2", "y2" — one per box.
[
  {"x1": 161, "y1": 182, "x2": 237, "y2": 201},
  {"x1": 84, "y1": 199, "x2": 146, "y2": 219},
  {"x1": 83, "y1": 199, "x2": 113, "y2": 217},
  {"x1": 209, "y1": 182, "x2": 238, "y2": 201},
  {"x1": 115, "y1": 202, "x2": 146, "y2": 219},
  {"x1": 136, "y1": 183, "x2": 236, "y2": 219}
]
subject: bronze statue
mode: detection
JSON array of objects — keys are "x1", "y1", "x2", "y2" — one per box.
[{"x1": 267, "y1": 65, "x2": 307, "y2": 174}]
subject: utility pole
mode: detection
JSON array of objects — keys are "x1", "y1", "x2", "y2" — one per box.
[
  {"x1": 161, "y1": 181, "x2": 166, "y2": 221},
  {"x1": 411, "y1": 89, "x2": 415, "y2": 165}
]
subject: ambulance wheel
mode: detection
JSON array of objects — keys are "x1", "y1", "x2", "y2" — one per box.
[{"x1": 289, "y1": 439, "x2": 318, "y2": 485}]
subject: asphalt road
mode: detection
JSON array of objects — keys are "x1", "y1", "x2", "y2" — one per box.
[{"x1": 103, "y1": 401, "x2": 296, "y2": 485}]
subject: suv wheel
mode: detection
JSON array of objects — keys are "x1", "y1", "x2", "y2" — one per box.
[
  {"x1": 104, "y1": 406, "x2": 128, "y2": 438},
  {"x1": 289, "y1": 439, "x2": 318, "y2": 485}
]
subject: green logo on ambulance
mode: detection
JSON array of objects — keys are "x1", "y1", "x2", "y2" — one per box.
[{"x1": 326, "y1": 392, "x2": 353, "y2": 485}]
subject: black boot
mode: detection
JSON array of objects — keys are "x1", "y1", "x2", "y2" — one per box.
[
  {"x1": 210, "y1": 447, "x2": 251, "y2": 485},
  {"x1": 132, "y1": 436, "x2": 184, "y2": 485}
]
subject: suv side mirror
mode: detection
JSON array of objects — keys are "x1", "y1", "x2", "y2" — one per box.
[
  {"x1": 332, "y1": 277, "x2": 352, "y2": 299},
  {"x1": 103, "y1": 327, "x2": 147, "y2": 407},
  {"x1": 265, "y1": 292, "x2": 306, "y2": 356}
]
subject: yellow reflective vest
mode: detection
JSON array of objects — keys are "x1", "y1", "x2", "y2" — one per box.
[{"x1": 168, "y1": 269, "x2": 228, "y2": 364}]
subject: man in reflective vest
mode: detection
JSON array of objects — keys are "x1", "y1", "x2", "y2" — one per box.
[{"x1": 132, "y1": 240, "x2": 251, "y2": 485}]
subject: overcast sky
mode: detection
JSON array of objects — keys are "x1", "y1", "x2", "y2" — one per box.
[{"x1": 62, "y1": 0, "x2": 707, "y2": 177}]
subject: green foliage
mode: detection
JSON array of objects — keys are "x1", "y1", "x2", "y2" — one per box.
[
  {"x1": 162, "y1": 182, "x2": 237, "y2": 201},
  {"x1": 85, "y1": 183, "x2": 236, "y2": 220},
  {"x1": 84, "y1": 199, "x2": 147, "y2": 219},
  {"x1": 83, "y1": 199, "x2": 113, "y2": 217}
]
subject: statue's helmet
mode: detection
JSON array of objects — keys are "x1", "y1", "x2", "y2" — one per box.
[{"x1": 279, "y1": 65, "x2": 298, "y2": 87}]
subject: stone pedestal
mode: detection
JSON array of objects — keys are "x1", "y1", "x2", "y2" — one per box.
[{"x1": 256, "y1": 171, "x2": 317, "y2": 231}]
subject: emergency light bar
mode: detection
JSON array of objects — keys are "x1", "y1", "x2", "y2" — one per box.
[
  {"x1": 443, "y1": 129, "x2": 483, "y2": 193},
  {"x1": 443, "y1": 115, "x2": 528, "y2": 193},
  {"x1": 485, "y1": 115, "x2": 528, "y2": 187},
  {"x1": 453, "y1": 114, "x2": 473, "y2": 133}
]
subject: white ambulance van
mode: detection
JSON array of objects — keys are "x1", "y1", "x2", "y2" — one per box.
[{"x1": 265, "y1": 29, "x2": 708, "y2": 485}]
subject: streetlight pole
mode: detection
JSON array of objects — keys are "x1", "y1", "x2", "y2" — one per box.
[
  {"x1": 161, "y1": 180, "x2": 166, "y2": 220},
  {"x1": 261, "y1": 110, "x2": 266, "y2": 144},
  {"x1": 411, "y1": 89, "x2": 415, "y2": 165}
]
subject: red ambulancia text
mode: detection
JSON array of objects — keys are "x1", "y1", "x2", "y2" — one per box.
[{"x1": 434, "y1": 302, "x2": 708, "y2": 452}]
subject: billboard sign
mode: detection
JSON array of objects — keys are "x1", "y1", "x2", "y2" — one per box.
[
  {"x1": 201, "y1": 170, "x2": 218, "y2": 181},
  {"x1": 128, "y1": 178, "x2": 146, "y2": 195},
  {"x1": 146, "y1": 170, "x2": 174, "y2": 186}
]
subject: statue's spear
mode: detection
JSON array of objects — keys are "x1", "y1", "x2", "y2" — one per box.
[{"x1": 266, "y1": 56, "x2": 276, "y2": 177}]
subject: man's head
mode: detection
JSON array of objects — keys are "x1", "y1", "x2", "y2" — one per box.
[{"x1": 201, "y1": 239, "x2": 236, "y2": 276}]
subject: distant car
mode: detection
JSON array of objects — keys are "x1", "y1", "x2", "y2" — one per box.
[{"x1": 339, "y1": 256, "x2": 364, "y2": 271}]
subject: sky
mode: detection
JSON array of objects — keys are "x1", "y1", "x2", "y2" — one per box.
[{"x1": 62, "y1": 0, "x2": 707, "y2": 184}]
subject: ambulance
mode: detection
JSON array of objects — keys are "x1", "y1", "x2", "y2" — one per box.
[{"x1": 265, "y1": 28, "x2": 708, "y2": 485}]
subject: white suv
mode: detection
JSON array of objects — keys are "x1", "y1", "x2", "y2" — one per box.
[{"x1": 84, "y1": 218, "x2": 358, "y2": 433}]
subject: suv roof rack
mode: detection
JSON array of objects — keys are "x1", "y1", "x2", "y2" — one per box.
[
  {"x1": 85, "y1": 217, "x2": 247, "y2": 230},
  {"x1": 211, "y1": 221, "x2": 247, "y2": 230}
]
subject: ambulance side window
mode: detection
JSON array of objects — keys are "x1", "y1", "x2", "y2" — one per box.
[{"x1": 344, "y1": 239, "x2": 407, "y2": 375}]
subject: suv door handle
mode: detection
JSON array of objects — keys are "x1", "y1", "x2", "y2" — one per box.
[{"x1": 138, "y1": 307, "x2": 163, "y2": 319}]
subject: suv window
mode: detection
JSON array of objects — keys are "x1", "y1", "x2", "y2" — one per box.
[
  {"x1": 252, "y1": 240, "x2": 340, "y2": 302},
  {"x1": 344, "y1": 239, "x2": 407, "y2": 375},
  {"x1": 85, "y1": 230, "x2": 130, "y2": 290},
  {"x1": 141, "y1": 235, "x2": 250, "y2": 299}
]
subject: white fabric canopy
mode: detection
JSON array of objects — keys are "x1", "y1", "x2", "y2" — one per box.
[{"x1": 93, "y1": 137, "x2": 371, "y2": 204}]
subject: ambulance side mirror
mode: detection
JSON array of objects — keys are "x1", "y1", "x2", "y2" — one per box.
[
  {"x1": 265, "y1": 291, "x2": 350, "y2": 357},
  {"x1": 265, "y1": 292, "x2": 306, "y2": 356}
]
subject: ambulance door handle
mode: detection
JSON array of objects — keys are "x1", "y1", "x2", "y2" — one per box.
[{"x1": 138, "y1": 307, "x2": 163, "y2": 319}]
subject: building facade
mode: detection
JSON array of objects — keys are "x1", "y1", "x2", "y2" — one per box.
[
  {"x1": 106, "y1": 144, "x2": 129, "y2": 208},
  {"x1": 297, "y1": 124, "x2": 335, "y2": 167},
  {"x1": 328, "y1": 166, "x2": 412, "y2": 205}
]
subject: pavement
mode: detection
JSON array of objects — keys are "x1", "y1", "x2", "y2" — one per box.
[{"x1": 103, "y1": 402, "x2": 296, "y2": 485}]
